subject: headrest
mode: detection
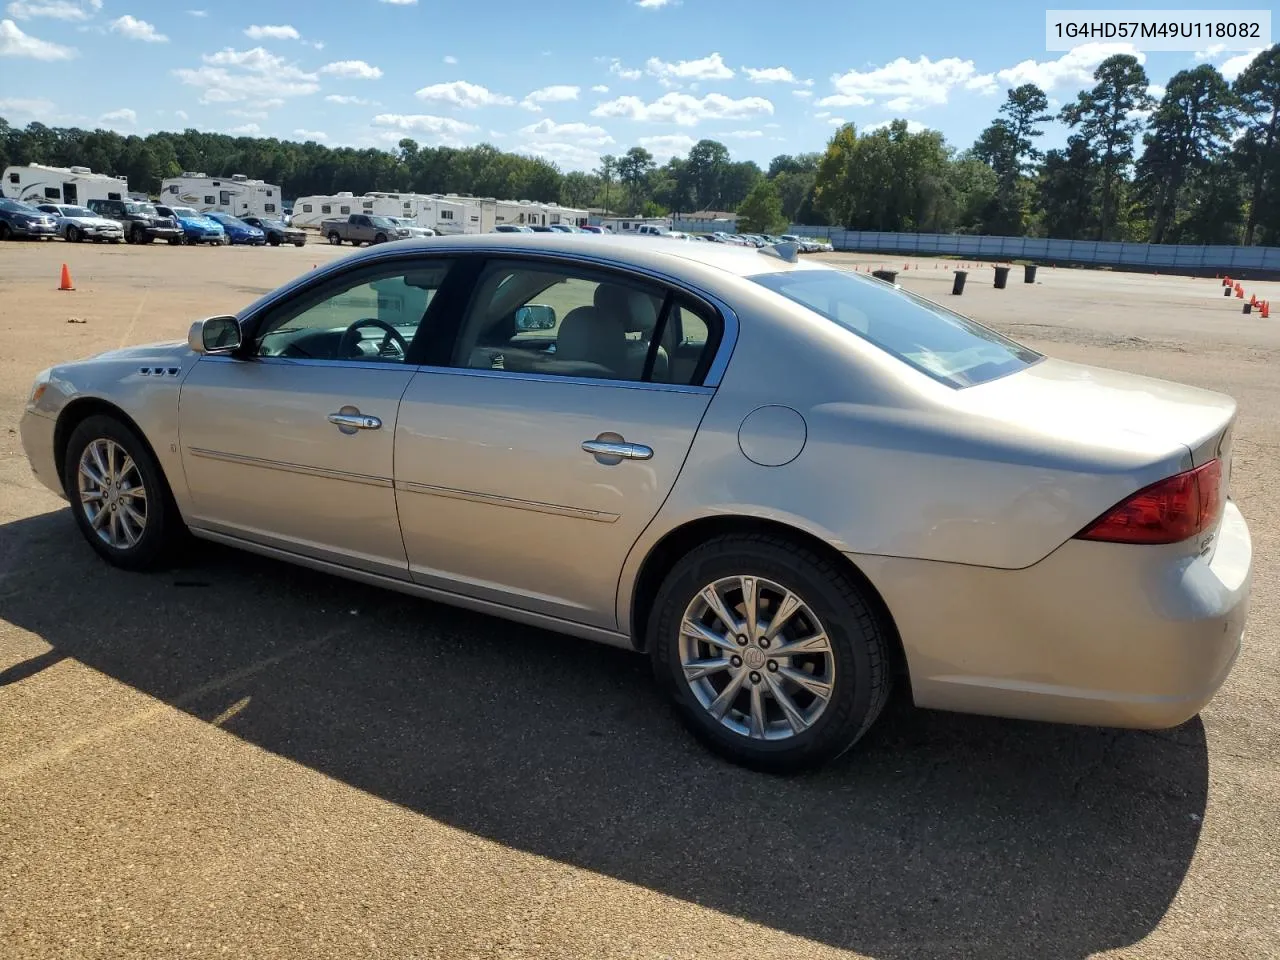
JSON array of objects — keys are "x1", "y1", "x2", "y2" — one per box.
[
  {"x1": 594, "y1": 283, "x2": 660, "y2": 334},
  {"x1": 557, "y1": 306, "x2": 626, "y2": 370}
]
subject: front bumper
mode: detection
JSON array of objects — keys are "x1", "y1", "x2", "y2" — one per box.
[
  {"x1": 11, "y1": 221, "x2": 57, "y2": 237},
  {"x1": 19, "y1": 410, "x2": 64, "y2": 500},
  {"x1": 145, "y1": 225, "x2": 184, "y2": 240},
  {"x1": 852, "y1": 500, "x2": 1253, "y2": 729}
]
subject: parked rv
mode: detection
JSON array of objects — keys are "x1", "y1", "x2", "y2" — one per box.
[
  {"x1": 290, "y1": 193, "x2": 360, "y2": 229},
  {"x1": 86, "y1": 198, "x2": 183, "y2": 244},
  {"x1": 35, "y1": 203, "x2": 125, "y2": 243},
  {"x1": 2, "y1": 163, "x2": 129, "y2": 207},
  {"x1": 160, "y1": 172, "x2": 283, "y2": 219},
  {"x1": 321, "y1": 213, "x2": 411, "y2": 245}
]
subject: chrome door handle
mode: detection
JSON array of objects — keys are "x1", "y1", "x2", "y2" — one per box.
[
  {"x1": 582, "y1": 439, "x2": 653, "y2": 461},
  {"x1": 328, "y1": 412, "x2": 382, "y2": 430}
]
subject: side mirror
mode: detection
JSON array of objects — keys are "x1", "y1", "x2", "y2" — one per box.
[
  {"x1": 515, "y1": 304, "x2": 557, "y2": 331},
  {"x1": 188, "y1": 315, "x2": 242, "y2": 355}
]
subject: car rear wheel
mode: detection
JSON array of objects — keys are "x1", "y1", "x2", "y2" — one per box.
[
  {"x1": 63, "y1": 415, "x2": 185, "y2": 571},
  {"x1": 649, "y1": 534, "x2": 892, "y2": 773},
  {"x1": 328, "y1": 232, "x2": 342, "y2": 245}
]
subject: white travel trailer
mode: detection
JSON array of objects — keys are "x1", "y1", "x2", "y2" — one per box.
[
  {"x1": 160, "y1": 172, "x2": 283, "y2": 219},
  {"x1": 2, "y1": 163, "x2": 129, "y2": 206},
  {"x1": 414, "y1": 195, "x2": 480, "y2": 235},
  {"x1": 290, "y1": 193, "x2": 360, "y2": 228}
]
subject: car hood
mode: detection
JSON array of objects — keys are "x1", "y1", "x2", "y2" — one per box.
[
  {"x1": 65, "y1": 215, "x2": 120, "y2": 228},
  {"x1": 82, "y1": 339, "x2": 192, "y2": 363},
  {"x1": 179, "y1": 216, "x2": 223, "y2": 229},
  {"x1": 951, "y1": 356, "x2": 1236, "y2": 468}
]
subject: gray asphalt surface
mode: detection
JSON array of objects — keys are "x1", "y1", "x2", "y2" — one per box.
[{"x1": 1, "y1": 241, "x2": 1277, "y2": 959}]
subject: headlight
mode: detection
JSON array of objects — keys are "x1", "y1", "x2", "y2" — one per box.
[{"x1": 27, "y1": 368, "x2": 51, "y2": 408}]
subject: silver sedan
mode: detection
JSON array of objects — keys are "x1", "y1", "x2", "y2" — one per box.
[{"x1": 19, "y1": 234, "x2": 1252, "y2": 771}]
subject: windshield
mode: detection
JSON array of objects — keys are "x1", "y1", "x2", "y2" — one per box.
[
  {"x1": 63, "y1": 206, "x2": 95, "y2": 217},
  {"x1": 0, "y1": 198, "x2": 39, "y2": 213},
  {"x1": 214, "y1": 214, "x2": 246, "y2": 227},
  {"x1": 170, "y1": 206, "x2": 198, "y2": 216},
  {"x1": 369, "y1": 216, "x2": 396, "y2": 228},
  {"x1": 125, "y1": 202, "x2": 158, "y2": 216},
  {"x1": 750, "y1": 268, "x2": 1042, "y2": 388}
]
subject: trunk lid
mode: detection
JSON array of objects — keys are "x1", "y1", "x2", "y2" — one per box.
[{"x1": 952, "y1": 357, "x2": 1235, "y2": 473}]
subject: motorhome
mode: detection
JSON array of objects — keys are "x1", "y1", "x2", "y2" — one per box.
[
  {"x1": 2, "y1": 163, "x2": 129, "y2": 206},
  {"x1": 159, "y1": 172, "x2": 283, "y2": 219}
]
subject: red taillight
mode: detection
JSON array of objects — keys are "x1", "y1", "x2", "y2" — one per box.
[{"x1": 1076, "y1": 459, "x2": 1222, "y2": 545}]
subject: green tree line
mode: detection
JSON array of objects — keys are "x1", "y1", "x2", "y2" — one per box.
[{"x1": 2, "y1": 44, "x2": 1277, "y2": 244}]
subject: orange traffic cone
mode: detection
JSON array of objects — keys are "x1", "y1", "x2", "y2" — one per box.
[
  {"x1": 1236, "y1": 285, "x2": 1244, "y2": 299},
  {"x1": 58, "y1": 263, "x2": 74, "y2": 291},
  {"x1": 1262, "y1": 301, "x2": 1271, "y2": 319}
]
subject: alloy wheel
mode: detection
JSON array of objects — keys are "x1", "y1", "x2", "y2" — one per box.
[
  {"x1": 678, "y1": 575, "x2": 835, "y2": 740},
  {"x1": 77, "y1": 438, "x2": 148, "y2": 550}
]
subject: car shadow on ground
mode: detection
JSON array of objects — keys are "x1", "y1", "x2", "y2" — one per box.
[{"x1": 0, "y1": 509, "x2": 1209, "y2": 960}]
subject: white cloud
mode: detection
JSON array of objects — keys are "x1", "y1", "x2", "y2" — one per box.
[
  {"x1": 827, "y1": 117, "x2": 846, "y2": 126},
  {"x1": 294, "y1": 128, "x2": 326, "y2": 140},
  {"x1": 995, "y1": 43, "x2": 1144, "y2": 91},
  {"x1": 310, "y1": 40, "x2": 324, "y2": 50},
  {"x1": 228, "y1": 122, "x2": 260, "y2": 135},
  {"x1": 607, "y1": 57, "x2": 642, "y2": 81},
  {"x1": 636, "y1": 0, "x2": 676, "y2": 7},
  {"x1": 1148, "y1": 83, "x2": 1167, "y2": 100},
  {"x1": 520, "y1": 84, "x2": 580, "y2": 111},
  {"x1": 814, "y1": 111, "x2": 831, "y2": 119},
  {"x1": 743, "y1": 66, "x2": 801, "y2": 84},
  {"x1": 0, "y1": 17, "x2": 74, "y2": 57},
  {"x1": 792, "y1": 89, "x2": 813, "y2": 99},
  {"x1": 518, "y1": 118, "x2": 613, "y2": 146},
  {"x1": 637, "y1": 134, "x2": 696, "y2": 161},
  {"x1": 244, "y1": 24, "x2": 299, "y2": 40},
  {"x1": 646, "y1": 51, "x2": 733, "y2": 86},
  {"x1": 379, "y1": 0, "x2": 417, "y2": 4},
  {"x1": 520, "y1": 141, "x2": 605, "y2": 170},
  {"x1": 592, "y1": 92, "x2": 773, "y2": 126},
  {"x1": 443, "y1": 54, "x2": 457, "y2": 64},
  {"x1": 721, "y1": 129, "x2": 764, "y2": 138},
  {"x1": 174, "y1": 47, "x2": 319, "y2": 103},
  {"x1": 373, "y1": 113, "x2": 479, "y2": 136},
  {"x1": 415, "y1": 80, "x2": 513, "y2": 108},
  {"x1": 822, "y1": 55, "x2": 990, "y2": 111},
  {"x1": 99, "y1": 107, "x2": 136, "y2": 125},
  {"x1": 5, "y1": 0, "x2": 100, "y2": 21},
  {"x1": 591, "y1": 84, "x2": 609, "y2": 93},
  {"x1": 227, "y1": 107, "x2": 268, "y2": 119},
  {"x1": 1194, "y1": 43, "x2": 1228, "y2": 61},
  {"x1": 0, "y1": 95, "x2": 55, "y2": 116},
  {"x1": 187, "y1": 9, "x2": 206, "y2": 16},
  {"x1": 175, "y1": 109, "x2": 188, "y2": 120},
  {"x1": 109, "y1": 14, "x2": 167, "y2": 42},
  {"x1": 1220, "y1": 48, "x2": 1264, "y2": 81},
  {"x1": 865, "y1": 119, "x2": 928, "y2": 134},
  {"x1": 320, "y1": 58, "x2": 382, "y2": 79},
  {"x1": 326, "y1": 94, "x2": 375, "y2": 105}
]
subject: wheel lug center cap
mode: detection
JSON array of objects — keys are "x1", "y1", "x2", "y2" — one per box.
[{"x1": 743, "y1": 647, "x2": 766, "y2": 670}]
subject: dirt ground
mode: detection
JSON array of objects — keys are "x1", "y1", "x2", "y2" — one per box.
[{"x1": 1, "y1": 239, "x2": 1278, "y2": 960}]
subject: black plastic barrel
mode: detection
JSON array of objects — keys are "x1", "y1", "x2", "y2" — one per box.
[
  {"x1": 1224, "y1": 287, "x2": 1233, "y2": 297},
  {"x1": 951, "y1": 270, "x2": 967, "y2": 295},
  {"x1": 993, "y1": 265, "x2": 1011, "y2": 289},
  {"x1": 872, "y1": 269, "x2": 898, "y2": 284},
  {"x1": 1243, "y1": 302, "x2": 1253, "y2": 314},
  {"x1": 1024, "y1": 263, "x2": 1038, "y2": 284}
]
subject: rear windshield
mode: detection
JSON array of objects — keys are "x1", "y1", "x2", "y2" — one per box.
[
  {"x1": 125, "y1": 202, "x2": 157, "y2": 215},
  {"x1": 750, "y1": 268, "x2": 1042, "y2": 388}
]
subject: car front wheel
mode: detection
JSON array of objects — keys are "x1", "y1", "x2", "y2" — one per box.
[
  {"x1": 67, "y1": 226, "x2": 83, "y2": 242},
  {"x1": 649, "y1": 533, "x2": 892, "y2": 773},
  {"x1": 62, "y1": 415, "x2": 185, "y2": 571}
]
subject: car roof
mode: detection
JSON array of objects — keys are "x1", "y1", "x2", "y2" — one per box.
[{"x1": 342, "y1": 232, "x2": 827, "y2": 280}]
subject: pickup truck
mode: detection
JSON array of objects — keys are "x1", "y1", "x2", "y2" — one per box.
[{"x1": 321, "y1": 213, "x2": 411, "y2": 246}]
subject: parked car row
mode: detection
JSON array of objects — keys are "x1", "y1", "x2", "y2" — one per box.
[{"x1": 0, "y1": 196, "x2": 307, "y2": 247}]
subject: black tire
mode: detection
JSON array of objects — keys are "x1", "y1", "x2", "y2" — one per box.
[
  {"x1": 649, "y1": 533, "x2": 892, "y2": 774},
  {"x1": 169, "y1": 236, "x2": 184, "y2": 245},
  {"x1": 0, "y1": 222, "x2": 10, "y2": 241},
  {"x1": 328, "y1": 232, "x2": 342, "y2": 245},
  {"x1": 62, "y1": 414, "x2": 186, "y2": 571},
  {"x1": 67, "y1": 226, "x2": 83, "y2": 243},
  {"x1": 268, "y1": 233, "x2": 281, "y2": 246},
  {"x1": 373, "y1": 233, "x2": 387, "y2": 244}
]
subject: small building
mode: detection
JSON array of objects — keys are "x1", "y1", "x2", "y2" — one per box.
[{"x1": 672, "y1": 210, "x2": 739, "y2": 233}]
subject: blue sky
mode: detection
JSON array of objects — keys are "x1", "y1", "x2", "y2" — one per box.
[{"x1": 0, "y1": 0, "x2": 1267, "y2": 172}]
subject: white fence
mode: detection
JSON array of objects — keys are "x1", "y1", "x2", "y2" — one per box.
[{"x1": 787, "y1": 227, "x2": 1280, "y2": 273}]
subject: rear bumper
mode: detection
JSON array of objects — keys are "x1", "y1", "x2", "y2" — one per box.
[{"x1": 852, "y1": 500, "x2": 1252, "y2": 729}]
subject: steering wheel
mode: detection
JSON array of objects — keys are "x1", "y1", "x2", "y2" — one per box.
[{"x1": 337, "y1": 318, "x2": 409, "y2": 360}]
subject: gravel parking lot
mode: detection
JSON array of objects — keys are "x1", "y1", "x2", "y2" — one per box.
[{"x1": 1, "y1": 239, "x2": 1277, "y2": 960}]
